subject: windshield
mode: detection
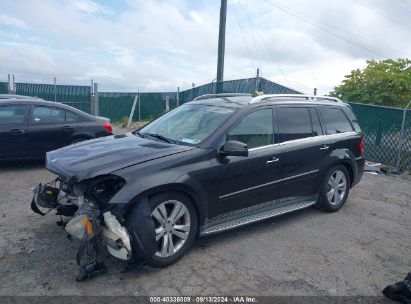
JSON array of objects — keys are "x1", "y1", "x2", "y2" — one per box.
[{"x1": 137, "y1": 104, "x2": 235, "y2": 145}]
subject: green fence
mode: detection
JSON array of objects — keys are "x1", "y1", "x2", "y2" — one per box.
[
  {"x1": 99, "y1": 92, "x2": 177, "y2": 123},
  {"x1": 0, "y1": 82, "x2": 8, "y2": 94},
  {"x1": 15, "y1": 82, "x2": 92, "y2": 113},
  {"x1": 349, "y1": 102, "x2": 411, "y2": 169},
  {"x1": 179, "y1": 77, "x2": 300, "y2": 103}
]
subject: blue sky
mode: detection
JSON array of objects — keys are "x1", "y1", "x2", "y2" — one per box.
[{"x1": 0, "y1": 0, "x2": 410, "y2": 93}]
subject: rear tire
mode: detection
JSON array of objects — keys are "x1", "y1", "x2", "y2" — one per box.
[
  {"x1": 146, "y1": 192, "x2": 198, "y2": 268},
  {"x1": 316, "y1": 165, "x2": 350, "y2": 212}
]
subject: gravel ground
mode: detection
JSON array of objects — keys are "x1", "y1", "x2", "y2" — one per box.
[{"x1": 0, "y1": 160, "x2": 410, "y2": 296}]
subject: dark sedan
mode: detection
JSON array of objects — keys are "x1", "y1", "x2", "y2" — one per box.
[{"x1": 0, "y1": 97, "x2": 112, "y2": 160}]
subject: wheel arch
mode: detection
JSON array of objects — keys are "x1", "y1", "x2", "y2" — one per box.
[{"x1": 126, "y1": 183, "x2": 206, "y2": 226}]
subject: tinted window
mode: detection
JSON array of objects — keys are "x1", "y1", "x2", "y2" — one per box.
[
  {"x1": 0, "y1": 105, "x2": 27, "y2": 124},
  {"x1": 310, "y1": 108, "x2": 323, "y2": 136},
  {"x1": 32, "y1": 106, "x2": 65, "y2": 123},
  {"x1": 277, "y1": 107, "x2": 313, "y2": 142},
  {"x1": 228, "y1": 108, "x2": 273, "y2": 149},
  {"x1": 319, "y1": 107, "x2": 354, "y2": 134},
  {"x1": 66, "y1": 111, "x2": 78, "y2": 122}
]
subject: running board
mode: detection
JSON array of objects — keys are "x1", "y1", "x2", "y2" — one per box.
[{"x1": 200, "y1": 200, "x2": 316, "y2": 236}]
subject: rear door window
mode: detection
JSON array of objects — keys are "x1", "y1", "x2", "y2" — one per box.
[
  {"x1": 32, "y1": 106, "x2": 66, "y2": 123},
  {"x1": 228, "y1": 108, "x2": 274, "y2": 149},
  {"x1": 318, "y1": 106, "x2": 354, "y2": 134},
  {"x1": 0, "y1": 105, "x2": 27, "y2": 124},
  {"x1": 277, "y1": 107, "x2": 313, "y2": 142},
  {"x1": 65, "y1": 111, "x2": 78, "y2": 122}
]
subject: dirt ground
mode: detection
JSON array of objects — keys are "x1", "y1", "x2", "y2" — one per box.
[{"x1": 0, "y1": 160, "x2": 410, "y2": 296}]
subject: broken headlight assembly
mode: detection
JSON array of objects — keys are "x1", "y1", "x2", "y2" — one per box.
[
  {"x1": 31, "y1": 175, "x2": 133, "y2": 281},
  {"x1": 87, "y1": 175, "x2": 126, "y2": 207}
]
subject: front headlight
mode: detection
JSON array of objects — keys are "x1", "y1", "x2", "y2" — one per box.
[{"x1": 88, "y1": 175, "x2": 126, "y2": 205}]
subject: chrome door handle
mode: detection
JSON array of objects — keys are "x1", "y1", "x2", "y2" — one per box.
[
  {"x1": 266, "y1": 157, "x2": 279, "y2": 164},
  {"x1": 320, "y1": 145, "x2": 330, "y2": 151}
]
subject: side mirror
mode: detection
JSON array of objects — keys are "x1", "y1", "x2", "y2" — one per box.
[{"x1": 220, "y1": 140, "x2": 248, "y2": 157}]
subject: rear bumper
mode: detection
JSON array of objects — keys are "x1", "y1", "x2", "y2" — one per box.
[{"x1": 352, "y1": 156, "x2": 365, "y2": 187}]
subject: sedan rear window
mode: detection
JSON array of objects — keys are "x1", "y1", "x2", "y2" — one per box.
[{"x1": 32, "y1": 106, "x2": 66, "y2": 123}]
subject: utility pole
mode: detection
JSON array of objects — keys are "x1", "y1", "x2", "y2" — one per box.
[{"x1": 216, "y1": 0, "x2": 227, "y2": 94}]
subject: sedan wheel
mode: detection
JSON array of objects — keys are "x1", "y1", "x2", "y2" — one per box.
[{"x1": 151, "y1": 200, "x2": 191, "y2": 258}]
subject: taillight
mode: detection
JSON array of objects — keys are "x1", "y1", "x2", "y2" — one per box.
[
  {"x1": 359, "y1": 137, "x2": 365, "y2": 155},
  {"x1": 103, "y1": 122, "x2": 112, "y2": 133}
]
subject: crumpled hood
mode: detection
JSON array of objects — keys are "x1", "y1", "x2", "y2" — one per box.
[{"x1": 46, "y1": 133, "x2": 195, "y2": 182}]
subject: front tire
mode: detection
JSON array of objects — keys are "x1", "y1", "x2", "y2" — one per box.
[
  {"x1": 146, "y1": 192, "x2": 198, "y2": 268},
  {"x1": 316, "y1": 165, "x2": 350, "y2": 212}
]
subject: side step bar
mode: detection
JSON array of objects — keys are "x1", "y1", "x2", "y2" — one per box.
[{"x1": 200, "y1": 200, "x2": 316, "y2": 236}]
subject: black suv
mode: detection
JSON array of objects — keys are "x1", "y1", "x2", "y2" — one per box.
[{"x1": 32, "y1": 93, "x2": 364, "y2": 275}]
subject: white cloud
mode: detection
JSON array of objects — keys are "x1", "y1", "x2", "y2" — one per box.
[
  {"x1": 0, "y1": 14, "x2": 29, "y2": 30},
  {"x1": 0, "y1": 0, "x2": 409, "y2": 93}
]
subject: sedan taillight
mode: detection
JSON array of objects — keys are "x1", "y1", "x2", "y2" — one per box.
[
  {"x1": 359, "y1": 137, "x2": 365, "y2": 156},
  {"x1": 103, "y1": 122, "x2": 113, "y2": 133}
]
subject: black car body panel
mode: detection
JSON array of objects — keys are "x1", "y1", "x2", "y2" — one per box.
[
  {"x1": 46, "y1": 133, "x2": 196, "y2": 183},
  {"x1": 0, "y1": 98, "x2": 112, "y2": 160}
]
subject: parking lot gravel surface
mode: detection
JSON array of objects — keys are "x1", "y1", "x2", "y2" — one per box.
[{"x1": 0, "y1": 161, "x2": 410, "y2": 296}]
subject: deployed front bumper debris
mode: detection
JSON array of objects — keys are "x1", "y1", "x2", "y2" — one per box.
[{"x1": 31, "y1": 177, "x2": 156, "y2": 281}]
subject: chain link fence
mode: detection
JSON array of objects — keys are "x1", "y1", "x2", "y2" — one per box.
[
  {"x1": 15, "y1": 82, "x2": 91, "y2": 113},
  {"x1": 349, "y1": 103, "x2": 411, "y2": 170},
  {"x1": 0, "y1": 82, "x2": 8, "y2": 94}
]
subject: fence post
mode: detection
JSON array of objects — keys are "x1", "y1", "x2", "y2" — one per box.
[
  {"x1": 53, "y1": 76, "x2": 57, "y2": 102},
  {"x1": 94, "y1": 83, "x2": 99, "y2": 116},
  {"x1": 393, "y1": 100, "x2": 411, "y2": 173},
  {"x1": 12, "y1": 75, "x2": 15, "y2": 94},
  {"x1": 165, "y1": 96, "x2": 170, "y2": 112},
  {"x1": 7, "y1": 74, "x2": 11, "y2": 94},
  {"x1": 138, "y1": 90, "x2": 141, "y2": 121},
  {"x1": 127, "y1": 95, "x2": 138, "y2": 128},
  {"x1": 176, "y1": 87, "x2": 180, "y2": 107}
]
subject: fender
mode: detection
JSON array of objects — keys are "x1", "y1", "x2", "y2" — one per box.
[
  {"x1": 108, "y1": 170, "x2": 209, "y2": 225},
  {"x1": 322, "y1": 148, "x2": 357, "y2": 185}
]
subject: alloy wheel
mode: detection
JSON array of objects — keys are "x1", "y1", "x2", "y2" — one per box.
[
  {"x1": 326, "y1": 170, "x2": 347, "y2": 206},
  {"x1": 151, "y1": 200, "x2": 191, "y2": 258}
]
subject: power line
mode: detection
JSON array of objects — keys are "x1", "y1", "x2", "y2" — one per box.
[
  {"x1": 237, "y1": 0, "x2": 288, "y2": 81},
  {"x1": 231, "y1": 2, "x2": 257, "y2": 72},
  {"x1": 262, "y1": 0, "x2": 385, "y2": 57}
]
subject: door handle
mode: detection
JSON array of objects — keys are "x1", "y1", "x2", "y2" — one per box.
[
  {"x1": 9, "y1": 129, "x2": 25, "y2": 135},
  {"x1": 320, "y1": 145, "x2": 330, "y2": 151},
  {"x1": 266, "y1": 157, "x2": 279, "y2": 165},
  {"x1": 62, "y1": 126, "x2": 74, "y2": 132}
]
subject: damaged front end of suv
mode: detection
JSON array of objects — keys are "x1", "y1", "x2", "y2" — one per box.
[{"x1": 31, "y1": 138, "x2": 159, "y2": 281}]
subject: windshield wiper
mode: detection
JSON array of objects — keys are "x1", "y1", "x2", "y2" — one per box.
[{"x1": 141, "y1": 132, "x2": 177, "y2": 144}]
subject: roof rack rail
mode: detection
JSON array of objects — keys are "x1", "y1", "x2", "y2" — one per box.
[
  {"x1": 250, "y1": 94, "x2": 343, "y2": 104},
  {"x1": 193, "y1": 93, "x2": 251, "y2": 101}
]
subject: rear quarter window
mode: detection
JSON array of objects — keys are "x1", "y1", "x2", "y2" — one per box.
[{"x1": 318, "y1": 106, "x2": 354, "y2": 134}]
